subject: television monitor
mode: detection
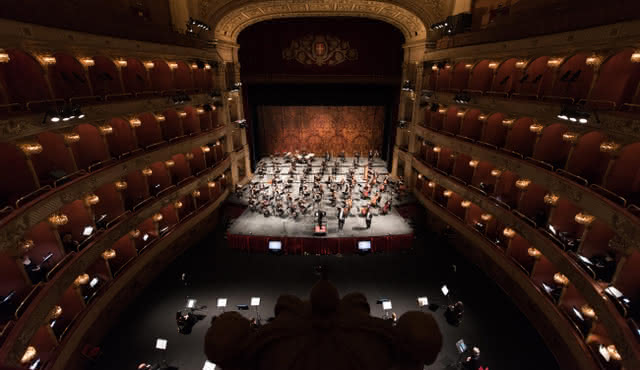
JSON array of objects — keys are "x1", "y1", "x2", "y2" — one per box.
[
  {"x1": 268, "y1": 241, "x2": 282, "y2": 251},
  {"x1": 358, "y1": 241, "x2": 371, "y2": 251},
  {"x1": 155, "y1": 338, "x2": 168, "y2": 350},
  {"x1": 82, "y1": 226, "x2": 94, "y2": 237},
  {"x1": 236, "y1": 304, "x2": 249, "y2": 310},
  {"x1": 456, "y1": 339, "x2": 467, "y2": 354}
]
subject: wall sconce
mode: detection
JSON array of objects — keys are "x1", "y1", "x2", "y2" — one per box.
[
  {"x1": 607, "y1": 345, "x2": 621, "y2": 361},
  {"x1": 632, "y1": 51, "x2": 640, "y2": 63},
  {"x1": 49, "y1": 305, "x2": 63, "y2": 321},
  {"x1": 144, "y1": 61, "x2": 155, "y2": 69},
  {"x1": 443, "y1": 190, "x2": 453, "y2": 197},
  {"x1": 101, "y1": 249, "x2": 116, "y2": 260},
  {"x1": 547, "y1": 58, "x2": 562, "y2": 67},
  {"x1": 116, "y1": 59, "x2": 127, "y2": 67},
  {"x1": 152, "y1": 213, "x2": 164, "y2": 223},
  {"x1": 63, "y1": 132, "x2": 80, "y2": 144},
  {"x1": 468, "y1": 160, "x2": 479, "y2": 168},
  {"x1": 438, "y1": 107, "x2": 447, "y2": 114},
  {"x1": 543, "y1": 193, "x2": 559, "y2": 206},
  {"x1": 115, "y1": 181, "x2": 128, "y2": 191},
  {"x1": 464, "y1": 63, "x2": 473, "y2": 69},
  {"x1": 185, "y1": 152, "x2": 194, "y2": 160},
  {"x1": 490, "y1": 169, "x2": 502, "y2": 177},
  {"x1": 444, "y1": 64, "x2": 451, "y2": 69},
  {"x1": 529, "y1": 123, "x2": 544, "y2": 134},
  {"x1": 208, "y1": 181, "x2": 216, "y2": 188},
  {"x1": 201, "y1": 145, "x2": 211, "y2": 153},
  {"x1": 84, "y1": 193, "x2": 100, "y2": 206},
  {"x1": 460, "y1": 200, "x2": 471, "y2": 208},
  {"x1": 129, "y1": 117, "x2": 142, "y2": 128},
  {"x1": 98, "y1": 125, "x2": 113, "y2": 135},
  {"x1": 177, "y1": 111, "x2": 187, "y2": 118},
  {"x1": 174, "y1": 200, "x2": 183, "y2": 209},
  {"x1": 431, "y1": 64, "x2": 438, "y2": 71},
  {"x1": 432, "y1": 146, "x2": 441, "y2": 153},
  {"x1": 515, "y1": 60, "x2": 527, "y2": 69},
  {"x1": 168, "y1": 62, "x2": 178, "y2": 70},
  {"x1": 428, "y1": 181, "x2": 435, "y2": 188},
  {"x1": 477, "y1": 114, "x2": 488, "y2": 121},
  {"x1": 80, "y1": 58, "x2": 95, "y2": 67},
  {"x1": 585, "y1": 54, "x2": 601, "y2": 67},
  {"x1": 129, "y1": 229, "x2": 141, "y2": 238},
  {"x1": 192, "y1": 190, "x2": 201, "y2": 198},
  {"x1": 456, "y1": 110, "x2": 466, "y2": 117},
  {"x1": 141, "y1": 167, "x2": 153, "y2": 176},
  {"x1": 562, "y1": 132, "x2": 578, "y2": 143},
  {"x1": 501, "y1": 118, "x2": 515, "y2": 127},
  {"x1": 0, "y1": 49, "x2": 10, "y2": 63},
  {"x1": 48, "y1": 213, "x2": 68, "y2": 226},
  {"x1": 74, "y1": 273, "x2": 90, "y2": 286},
  {"x1": 38, "y1": 55, "x2": 56, "y2": 65},
  {"x1": 197, "y1": 107, "x2": 205, "y2": 114},
  {"x1": 502, "y1": 227, "x2": 516, "y2": 238},
  {"x1": 527, "y1": 248, "x2": 541, "y2": 258},
  {"x1": 20, "y1": 239, "x2": 35, "y2": 252},
  {"x1": 204, "y1": 63, "x2": 212, "y2": 70},
  {"x1": 19, "y1": 142, "x2": 43, "y2": 156},
  {"x1": 488, "y1": 62, "x2": 499, "y2": 69},
  {"x1": 599, "y1": 141, "x2": 620, "y2": 153},
  {"x1": 580, "y1": 304, "x2": 596, "y2": 319},
  {"x1": 164, "y1": 160, "x2": 175, "y2": 168},
  {"x1": 553, "y1": 272, "x2": 569, "y2": 286},
  {"x1": 480, "y1": 213, "x2": 492, "y2": 222},
  {"x1": 155, "y1": 114, "x2": 166, "y2": 122},
  {"x1": 190, "y1": 63, "x2": 198, "y2": 69},
  {"x1": 20, "y1": 346, "x2": 37, "y2": 364},
  {"x1": 575, "y1": 212, "x2": 595, "y2": 225},
  {"x1": 515, "y1": 179, "x2": 531, "y2": 190}
]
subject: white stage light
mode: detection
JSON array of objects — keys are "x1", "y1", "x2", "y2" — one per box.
[
  {"x1": 187, "y1": 299, "x2": 197, "y2": 308},
  {"x1": 155, "y1": 338, "x2": 168, "y2": 350},
  {"x1": 456, "y1": 339, "x2": 467, "y2": 354},
  {"x1": 417, "y1": 297, "x2": 429, "y2": 307}
]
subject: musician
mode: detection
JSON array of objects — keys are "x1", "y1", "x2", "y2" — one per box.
[
  {"x1": 325, "y1": 151, "x2": 331, "y2": 162},
  {"x1": 315, "y1": 209, "x2": 326, "y2": 227},
  {"x1": 365, "y1": 206, "x2": 373, "y2": 229},
  {"x1": 338, "y1": 207, "x2": 346, "y2": 230},
  {"x1": 355, "y1": 151, "x2": 360, "y2": 163}
]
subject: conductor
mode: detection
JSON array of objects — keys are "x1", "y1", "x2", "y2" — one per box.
[
  {"x1": 365, "y1": 206, "x2": 373, "y2": 229},
  {"x1": 337, "y1": 207, "x2": 346, "y2": 231}
]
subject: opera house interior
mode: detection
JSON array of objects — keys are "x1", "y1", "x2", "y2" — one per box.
[{"x1": 0, "y1": 0, "x2": 640, "y2": 369}]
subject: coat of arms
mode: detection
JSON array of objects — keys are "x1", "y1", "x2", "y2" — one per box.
[{"x1": 283, "y1": 34, "x2": 358, "y2": 66}]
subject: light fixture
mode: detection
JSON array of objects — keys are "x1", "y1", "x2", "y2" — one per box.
[
  {"x1": 464, "y1": 63, "x2": 473, "y2": 69},
  {"x1": 49, "y1": 305, "x2": 63, "y2": 320},
  {"x1": 155, "y1": 114, "x2": 166, "y2": 122},
  {"x1": 553, "y1": 272, "x2": 569, "y2": 286},
  {"x1": 558, "y1": 105, "x2": 590, "y2": 123},
  {"x1": 502, "y1": 118, "x2": 515, "y2": 127},
  {"x1": 427, "y1": 181, "x2": 435, "y2": 188},
  {"x1": 515, "y1": 179, "x2": 531, "y2": 189},
  {"x1": 438, "y1": 107, "x2": 447, "y2": 114},
  {"x1": 98, "y1": 125, "x2": 113, "y2": 135},
  {"x1": 443, "y1": 190, "x2": 453, "y2": 198},
  {"x1": 599, "y1": 141, "x2": 620, "y2": 153},
  {"x1": 190, "y1": 63, "x2": 198, "y2": 69},
  {"x1": 178, "y1": 111, "x2": 187, "y2": 118},
  {"x1": 144, "y1": 61, "x2": 155, "y2": 69},
  {"x1": 431, "y1": 64, "x2": 438, "y2": 71},
  {"x1": 460, "y1": 200, "x2": 471, "y2": 208},
  {"x1": 48, "y1": 213, "x2": 68, "y2": 226},
  {"x1": 79, "y1": 58, "x2": 95, "y2": 67},
  {"x1": 0, "y1": 49, "x2": 9, "y2": 63},
  {"x1": 204, "y1": 63, "x2": 211, "y2": 70},
  {"x1": 116, "y1": 59, "x2": 127, "y2": 67},
  {"x1": 74, "y1": 273, "x2": 90, "y2": 286},
  {"x1": 141, "y1": 167, "x2": 153, "y2": 176},
  {"x1": 480, "y1": 213, "x2": 492, "y2": 222},
  {"x1": 575, "y1": 212, "x2": 595, "y2": 225},
  {"x1": 527, "y1": 248, "x2": 541, "y2": 258},
  {"x1": 208, "y1": 181, "x2": 216, "y2": 188},
  {"x1": 63, "y1": 132, "x2": 80, "y2": 144},
  {"x1": 417, "y1": 174, "x2": 422, "y2": 179},
  {"x1": 129, "y1": 229, "x2": 141, "y2": 238},
  {"x1": 215, "y1": 141, "x2": 221, "y2": 146},
  {"x1": 468, "y1": 160, "x2": 479, "y2": 168},
  {"x1": 502, "y1": 228, "x2": 516, "y2": 238},
  {"x1": 543, "y1": 193, "x2": 559, "y2": 206},
  {"x1": 39, "y1": 55, "x2": 56, "y2": 65},
  {"x1": 477, "y1": 114, "x2": 488, "y2": 121},
  {"x1": 580, "y1": 304, "x2": 596, "y2": 319},
  {"x1": 227, "y1": 96, "x2": 233, "y2": 101},
  {"x1": 185, "y1": 152, "x2": 194, "y2": 160},
  {"x1": 529, "y1": 123, "x2": 544, "y2": 133},
  {"x1": 164, "y1": 160, "x2": 175, "y2": 168},
  {"x1": 152, "y1": 213, "x2": 164, "y2": 223},
  {"x1": 515, "y1": 60, "x2": 527, "y2": 69},
  {"x1": 101, "y1": 249, "x2": 116, "y2": 260},
  {"x1": 585, "y1": 54, "x2": 601, "y2": 67},
  {"x1": 632, "y1": 51, "x2": 640, "y2": 63},
  {"x1": 200, "y1": 145, "x2": 211, "y2": 153},
  {"x1": 115, "y1": 181, "x2": 128, "y2": 191},
  {"x1": 20, "y1": 346, "x2": 37, "y2": 364},
  {"x1": 490, "y1": 169, "x2": 502, "y2": 177},
  {"x1": 197, "y1": 107, "x2": 205, "y2": 114},
  {"x1": 456, "y1": 110, "x2": 466, "y2": 117},
  {"x1": 20, "y1": 239, "x2": 35, "y2": 251},
  {"x1": 607, "y1": 345, "x2": 621, "y2": 361},
  {"x1": 192, "y1": 190, "x2": 201, "y2": 198},
  {"x1": 129, "y1": 117, "x2": 142, "y2": 128},
  {"x1": 84, "y1": 193, "x2": 100, "y2": 206},
  {"x1": 488, "y1": 62, "x2": 499, "y2": 69},
  {"x1": 562, "y1": 132, "x2": 578, "y2": 143},
  {"x1": 174, "y1": 200, "x2": 183, "y2": 209},
  {"x1": 19, "y1": 142, "x2": 43, "y2": 156},
  {"x1": 168, "y1": 62, "x2": 178, "y2": 70},
  {"x1": 432, "y1": 146, "x2": 441, "y2": 153},
  {"x1": 547, "y1": 58, "x2": 562, "y2": 67}
]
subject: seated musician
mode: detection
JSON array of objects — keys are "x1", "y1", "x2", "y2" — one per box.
[{"x1": 381, "y1": 199, "x2": 391, "y2": 215}]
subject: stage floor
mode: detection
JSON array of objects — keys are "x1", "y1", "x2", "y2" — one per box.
[{"x1": 228, "y1": 156, "x2": 413, "y2": 238}]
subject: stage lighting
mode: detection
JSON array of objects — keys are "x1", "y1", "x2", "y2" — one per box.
[
  {"x1": 557, "y1": 105, "x2": 590, "y2": 124},
  {"x1": 187, "y1": 298, "x2": 197, "y2": 309},
  {"x1": 441, "y1": 285, "x2": 450, "y2": 296},
  {"x1": 453, "y1": 93, "x2": 471, "y2": 104},
  {"x1": 382, "y1": 300, "x2": 392, "y2": 310}
]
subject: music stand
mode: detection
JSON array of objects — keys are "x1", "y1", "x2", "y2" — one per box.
[
  {"x1": 382, "y1": 300, "x2": 392, "y2": 319},
  {"x1": 251, "y1": 297, "x2": 261, "y2": 321},
  {"x1": 417, "y1": 296, "x2": 429, "y2": 308},
  {"x1": 217, "y1": 298, "x2": 227, "y2": 312},
  {"x1": 203, "y1": 360, "x2": 217, "y2": 370},
  {"x1": 155, "y1": 338, "x2": 168, "y2": 366}
]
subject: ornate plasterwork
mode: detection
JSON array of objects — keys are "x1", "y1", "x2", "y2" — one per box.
[{"x1": 208, "y1": 0, "x2": 437, "y2": 43}]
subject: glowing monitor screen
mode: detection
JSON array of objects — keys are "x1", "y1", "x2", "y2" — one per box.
[
  {"x1": 268, "y1": 241, "x2": 282, "y2": 251},
  {"x1": 358, "y1": 241, "x2": 371, "y2": 251}
]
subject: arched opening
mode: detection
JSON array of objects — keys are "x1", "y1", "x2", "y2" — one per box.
[
  {"x1": 106, "y1": 118, "x2": 139, "y2": 158},
  {"x1": 442, "y1": 106, "x2": 460, "y2": 134},
  {"x1": 136, "y1": 112, "x2": 164, "y2": 149},
  {"x1": 436, "y1": 65, "x2": 452, "y2": 91},
  {"x1": 149, "y1": 59, "x2": 172, "y2": 92},
  {"x1": 70, "y1": 124, "x2": 110, "y2": 170}
]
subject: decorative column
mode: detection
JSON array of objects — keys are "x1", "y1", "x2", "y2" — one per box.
[
  {"x1": 561, "y1": 132, "x2": 580, "y2": 170},
  {"x1": 101, "y1": 248, "x2": 116, "y2": 279}
]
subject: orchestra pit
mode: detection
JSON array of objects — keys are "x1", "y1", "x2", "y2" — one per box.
[{"x1": 0, "y1": 1, "x2": 639, "y2": 370}]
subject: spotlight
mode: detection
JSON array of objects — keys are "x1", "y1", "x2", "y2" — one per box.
[
  {"x1": 557, "y1": 105, "x2": 590, "y2": 124},
  {"x1": 453, "y1": 93, "x2": 471, "y2": 104}
]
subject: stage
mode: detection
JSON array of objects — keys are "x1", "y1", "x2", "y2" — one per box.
[{"x1": 227, "y1": 156, "x2": 414, "y2": 254}]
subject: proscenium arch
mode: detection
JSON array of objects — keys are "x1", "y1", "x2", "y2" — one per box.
[{"x1": 212, "y1": 0, "x2": 434, "y2": 43}]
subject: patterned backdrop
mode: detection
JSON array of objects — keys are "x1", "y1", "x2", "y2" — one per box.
[{"x1": 256, "y1": 106, "x2": 385, "y2": 157}]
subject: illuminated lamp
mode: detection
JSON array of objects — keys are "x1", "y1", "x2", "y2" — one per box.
[
  {"x1": 488, "y1": 62, "x2": 499, "y2": 69},
  {"x1": 192, "y1": 190, "x2": 201, "y2": 198},
  {"x1": 129, "y1": 117, "x2": 142, "y2": 128},
  {"x1": 515, "y1": 179, "x2": 531, "y2": 189},
  {"x1": 215, "y1": 141, "x2": 221, "y2": 146},
  {"x1": 580, "y1": 304, "x2": 596, "y2": 319},
  {"x1": 98, "y1": 125, "x2": 113, "y2": 135},
  {"x1": 21, "y1": 346, "x2": 37, "y2": 364},
  {"x1": 39, "y1": 55, "x2": 56, "y2": 65},
  {"x1": 460, "y1": 200, "x2": 471, "y2": 208},
  {"x1": 501, "y1": 118, "x2": 515, "y2": 127},
  {"x1": 129, "y1": 229, "x2": 141, "y2": 238},
  {"x1": 84, "y1": 193, "x2": 100, "y2": 206},
  {"x1": 152, "y1": 213, "x2": 164, "y2": 223},
  {"x1": 443, "y1": 190, "x2": 453, "y2": 198},
  {"x1": 174, "y1": 201, "x2": 183, "y2": 209},
  {"x1": 204, "y1": 63, "x2": 211, "y2": 70},
  {"x1": 190, "y1": 63, "x2": 198, "y2": 69},
  {"x1": 63, "y1": 132, "x2": 80, "y2": 144},
  {"x1": 562, "y1": 132, "x2": 578, "y2": 143},
  {"x1": 221, "y1": 173, "x2": 225, "y2": 179},
  {"x1": 432, "y1": 146, "x2": 441, "y2": 153},
  {"x1": 115, "y1": 181, "x2": 128, "y2": 191},
  {"x1": 80, "y1": 58, "x2": 95, "y2": 67},
  {"x1": 502, "y1": 228, "x2": 516, "y2": 238},
  {"x1": 527, "y1": 248, "x2": 541, "y2": 258},
  {"x1": 74, "y1": 273, "x2": 90, "y2": 286},
  {"x1": 477, "y1": 114, "x2": 488, "y2": 121},
  {"x1": 208, "y1": 181, "x2": 216, "y2": 188},
  {"x1": 116, "y1": 59, "x2": 127, "y2": 67},
  {"x1": 547, "y1": 58, "x2": 562, "y2": 67},
  {"x1": 438, "y1": 107, "x2": 447, "y2": 114},
  {"x1": 49, "y1": 305, "x2": 62, "y2": 320},
  {"x1": 48, "y1": 213, "x2": 68, "y2": 226},
  {"x1": 480, "y1": 213, "x2": 492, "y2": 222},
  {"x1": 599, "y1": 141, "x2": 620, "y2": 153},
  {"x1": 444, "y1": 64, "x2": 451, "y2": 69},
  {"x1": 553, "y1": 272, "x2": 569, "y2": 286},
  {"x1": 490, "y1": 169, "x2": 502, "y2": 177},
  {"x1": 20, "y1": 239, "x2": 35, "y2": 252},
  {"x1": 515, "y1": 60, "x2": 527, "y2": 69},
  {"x1": 417, "y1": 174, "x2": 422, "y2": 179},
  {"x1": 144, "y1": 61, "x2": 155, "y2": 69},
  {"x1": 585, "y1": 54, "x2": 601, "y2": 67},
  {"x1": 427, "y1": 181, "x2": 435, "y2": 188},
  {"x1": 177, "y1": 111, "x2": 187, "y2": 118},
  {"x1": 227, "y1": 96, "x2": 233, "y2": 101},
  {"x1": 185, "y1": 152, "x2": 194, "y2": 160},
  {"x1": 543, "y1": 193, "x2": 559, "y2": 206},
  {"x1": 631, "y1": 51, "x2": 640, "y2": 63},
  {"x1": 168, "y1": 62, "x2": 178, "y2": 70},
  {"x1": 456, "y1": 110, "x2": 466, "y2": 117},
  {"x1": 141, "y1": 167, "x2": 153, "y2": 176},
  {"x1": 0, "y1": 49, "x2": 10, "y2": 63},
  {"x1": 155, "y1": 114, "x2": 166, "y2": 122},
  {"x1": 575, "y1": 212, "x2": 595, "y2": 225},
  {"x1": 469, "y1": 160, "x2": 479, "y2": 168},
  {"x1": 164, "y1": 160, "x2": 175, "y2": 168},
  {"x1": 529, "y1": 123, "x2": 544, "y2": 134},
  {"x1": 101, "y1": 249, "x2": 116, "y2": 260},
  {"x1": 19, "y1": 142, "x2": 43, "y2": 156},
  {"x1": 464, "y1": 63, "x2": 473, "y2": 69},
  {"x1": 197, "y1": 107, "x2": 205, "y2": 114},
  {"x1": 201, "y1": 146, "x2": 211, "y2": 153},
  {"x1": 431, "y1": 64, "x2": 438, "y2": 71}
]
